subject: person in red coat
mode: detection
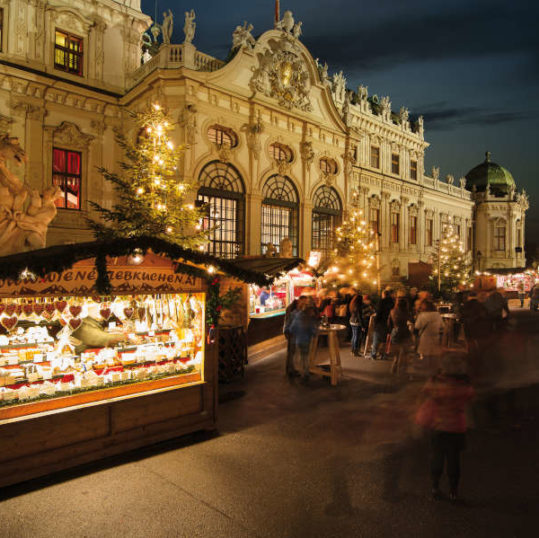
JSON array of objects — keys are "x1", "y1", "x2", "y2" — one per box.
[{"x1": 419, "y1": 353, "x2": 475, "y2": 502}]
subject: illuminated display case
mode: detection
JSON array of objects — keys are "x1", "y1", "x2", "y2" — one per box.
[{"x1": 0, "y1": 252, "x2": 217, "y2": 488}]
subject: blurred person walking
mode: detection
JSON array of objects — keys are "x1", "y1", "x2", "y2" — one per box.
[{"x1": 416, "y1": 354, "x2": 475, "y2": 502}]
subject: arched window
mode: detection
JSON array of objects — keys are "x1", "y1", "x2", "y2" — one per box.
[
  {"x1": 207, "y1": 125, "x2": 238, "y2": 148},
  {"x1": 269, "y1": 142, "x2": 293, "y2": 162},
  {"x1": 197, "y1": 161, "x2": 245, "y2": 258},
  {"x1": 312, "y1": 186, "x2": 342, "y2": 259},
  {"x1": 261, "y1": 175, "x2": 299, "y2": 255},
  {"x1": 319, "y1": 157, "x2": 338, "y2": 175}
]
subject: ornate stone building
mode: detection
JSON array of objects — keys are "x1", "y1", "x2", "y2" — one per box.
[{"x1": 0, "y1": 1, "x2": 527, "y2": 280}]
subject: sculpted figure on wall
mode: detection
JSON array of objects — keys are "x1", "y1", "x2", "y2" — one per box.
[
  {"x1": 183, "y1": 9, "x2": 196, "y2": 44},
  {"x1": 232, "y1": 21, "x2": 256, "y2": 50},
  {"x1": 0, "y1": 135, "x2": 62, "y2": 256}
]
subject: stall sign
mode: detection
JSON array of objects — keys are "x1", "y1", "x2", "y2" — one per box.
[{"x1": 0, "y1": 253, "x2": 204, "y2": 298}]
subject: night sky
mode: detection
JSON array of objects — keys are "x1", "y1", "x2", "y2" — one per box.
[{"x1": 141, "y1": 0, "x2": 539, "y2": 239}]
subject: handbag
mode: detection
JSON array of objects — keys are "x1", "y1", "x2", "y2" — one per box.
[{"x1": 414, "y1": 397, "x2": 438, "y2": 429}]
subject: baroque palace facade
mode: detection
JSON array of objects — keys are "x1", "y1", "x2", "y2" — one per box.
[{"x1": 0, "y1": 1, "x2": 528, "y2": 280}]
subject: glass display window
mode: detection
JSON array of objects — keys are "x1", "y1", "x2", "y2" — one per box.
[{"x1": 0, "y1": 292, "x2": 205, "y2": 420}]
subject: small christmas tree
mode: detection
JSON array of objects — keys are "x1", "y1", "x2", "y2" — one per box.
[
  {"x1": 431, "y1": 223, "x2": 471, "y2": 294},
  {"x1": 321, "y1": 192, "x2": 378, "y2": 290},
  {"x1": 88, "y1": 104, "x2": 207, "y2": 249}
]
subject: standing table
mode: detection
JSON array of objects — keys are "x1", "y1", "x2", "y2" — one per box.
[{"x1": 308, "y1": 324, "x2": 345, "y2": 385}]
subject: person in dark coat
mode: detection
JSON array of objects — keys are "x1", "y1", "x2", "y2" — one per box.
[{"x1": 370, "y1": 289, "x2": 395, "y2": 359}]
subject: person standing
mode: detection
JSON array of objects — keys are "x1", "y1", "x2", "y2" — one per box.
[
  {"x1": 370, "y1": 289, "x2": 395, "y2": 360},
  {"x1": 414, "y1": 299, "x2": 443, "y2": 375},
  {"x1": 388, "y1": 298, "x2": 413, "y2": 375},
  {"x1": 349, "y1": 292, "x2": 363, "y2": 356},
  {"x1": 289, "y1": 301, "x2": 318, "y2": 384},
  {"x1": 417, "y1": 354, "x2": 475, "y2": 502}
]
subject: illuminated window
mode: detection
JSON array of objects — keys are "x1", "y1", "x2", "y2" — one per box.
[
  {"x1": 207, "y1": 125, "x2": 238, "y2": 148},
  {"x1": 370, "y1": 207, "x2": 380, "y2": 235},
  {"x1": 370, "y1": 146, "x2": 380, "y2": 169},
  {"x1": 410, "y1": 160, "x2": 417, "y2": 180},
  {"x1": 197, "y1": 161, "x2": 244, "y2": 258},
  {"x1": 319, "y1": 157, "x2": 338, "y2": 175},
  {"x1": 409, "y1": 216, "x2": 417, "y2": 245},
  {"x1": 53, "y1": 148, "x2": 81, "y2": 210},
  {"x1": 312, "y1": 186, "x2": 342, "y2": 259},
  {"x1": 269, "y1": 142, "x2": 293, "y2": 162},
  {"x1": 54, "y1": 30, "x2": 83, "y2": 76},
  {"x1": 391, "y1": 212, "x2": 400, "y2": 243},
  {"x1": 391, "y1": 153, "x2": 400, "y2": 175},
  {"x1": 426, "y1": 219, "x2": 433, "y2": 247},
  {"x1": 261, "y1": 175, "x2": 298, "y2": 255},
  {"x1": 494, "y1": 223, "x2": 506, "y2": 251}
]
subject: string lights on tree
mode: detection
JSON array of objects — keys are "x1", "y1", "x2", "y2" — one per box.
[
  {"x1": 88, "y1": 104, "x2": 208, "y2": 250},
  {"x1": 431, "y1": 222, "x2": 471, "y2": 294},
  {"x1": 321, "y1": 189, "x2": 377, "y2": 290}
]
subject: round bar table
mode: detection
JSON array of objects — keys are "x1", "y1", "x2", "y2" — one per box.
[{"x1": 308, "y1": 324, "x2": 346, "y2": 386}]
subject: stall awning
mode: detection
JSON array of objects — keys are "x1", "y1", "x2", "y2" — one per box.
[
  {"x1": 228, "y1": 256, "x2": 304, "y2": 279},
  {"x1": 0, "y1": 237, "x2": 276, "y2": 292}
]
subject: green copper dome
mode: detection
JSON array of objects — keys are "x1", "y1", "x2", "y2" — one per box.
[{"x1": 465, "y1": 152, "x2": 516, "y2": 195}]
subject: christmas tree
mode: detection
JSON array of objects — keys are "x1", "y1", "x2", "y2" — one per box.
[
  {"x1": 431, "y1": 223, "x2": 471, "y2": 293},
  {"x1": 321, "y1": 193, "x2": 378, "y2": 290},
  {"x1": 88, "y1": 104, "x2": 207, "y2": 249}
]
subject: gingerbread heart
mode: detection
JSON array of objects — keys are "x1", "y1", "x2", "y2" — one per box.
[
  {"x1": 69, "y1": 305, "x2": 82, "y2": 317},
  {"x1": 5, "y1": 304, "x2": 16, "y2": 316},
  {"x1": 69, "y1": 318, "x2": 82, "y2": 331},
  {"x1": 1, "y1": 316, "x2": 18, "y2": 331},
  {"x1": 123, "y1": 308, "x2": 134, "y2": 319},
  {"x1": 55, "y1": 300, "x2": 67, "y2": 313},
  {"x1": 45, "y1": 303, "x2": 55, "y2": 314},
  {"x1": 100, "y1": 308, "x2": 112, "y2": 320},
  {"x1": 23, "y1": 304, "x2": 34, "y2": 316},
  {"x1": 33, "y1": 304, "x2": 44, "y2": 316}
]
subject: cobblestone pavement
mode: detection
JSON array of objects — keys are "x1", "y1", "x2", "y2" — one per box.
[{"x1": 0, "y1": 310, "x2": 537, "y2": 537}]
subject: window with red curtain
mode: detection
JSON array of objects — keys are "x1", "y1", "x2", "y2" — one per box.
[{"x1": 53, "y1": 148, "x2": 81, "y2": 209}]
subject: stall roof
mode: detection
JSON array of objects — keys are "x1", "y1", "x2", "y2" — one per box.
[
  {"x1": 0, "y1": 237, "x2": 276, "y2": 290},
  {"x1": 229, "y1": 256, "x2": 304, "y2": 278}
]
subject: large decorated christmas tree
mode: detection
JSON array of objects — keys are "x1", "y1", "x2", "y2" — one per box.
[
  {"x1": 88, "y1": 104, "x2": 207, "y2": 249},
  {"x1": 431, "y1": 223, "x2": 471, "y2": 293},
  {"x1": 321, "y1": 192, "x2": 378, "y2": 290}
]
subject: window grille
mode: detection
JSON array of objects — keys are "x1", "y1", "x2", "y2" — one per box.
[
  {"x1": 55, "y1": 30, "x2": 83, "y2": 76},
  {"x1": 53, "y1": 148, "x2": 82, "y2": 209}
]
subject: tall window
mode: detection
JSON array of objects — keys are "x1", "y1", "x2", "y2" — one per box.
[
  {"x1": 370, "y1": 146, "x2": 380, "y2": 169},
  {"x1": 426, "y1": 218, "x2": 433, "y2": 247},
  {"x1": 370, "y1": 207, "x2": 380, "y2": 235},
  {"x1": 207, "y1": 125, "x2": 238, "y2": 148},
  {"x1": 494, "y1": 223, "x2": 506, "y2": 251},
  {"x1": 53, "y1": 148, "x2": 82, "y2": 209},
  {"x1": 54, "y1": 30, "x2": 83, "y2": 76},
  {"x1": 391, "y1": 212, "x2": 400, "y2": 243},
  {"x1": 391, "y1": 153, "x2": 400, "y2": 175},
  {"x1": 269, "y1": 143, "x2": 293, "y2": 162},
  {"x1": 409, "y1": 216, "x2": 417, "y2": 245},
  {"x1": 410, "y1": 160, "x2": 417, "y2": 180},
  {"x1": 261, "y1": 175, "x2": 298, "y2": 256},
  {"x1": 312, "y1": 186, "x2": 342, "y2": 260},
  {"x1": 197, "y1": 161, "x2": 244, "y2": 258},
  {"x1": 0, "y1": 9, "x2": 4, "y2": 53}
]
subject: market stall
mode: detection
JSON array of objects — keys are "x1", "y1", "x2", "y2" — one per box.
[{"x1": 0, "y1": 237, "x2": 269, "y2": 487}]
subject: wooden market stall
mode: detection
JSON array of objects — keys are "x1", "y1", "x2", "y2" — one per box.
[{"x1": 0, "y1": 237, "x2": 269, "y2": 487}]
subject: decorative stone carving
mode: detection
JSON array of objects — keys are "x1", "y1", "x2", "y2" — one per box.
[
  {"x1": 332, "y1": 71, "x2": 346, "y2": 103},
  {"x1": 250, "y1": 34, "x2": 312, "y2": 111},
  {"x1": 242, "y1": 111, "x2": 264, "y2": 160},
  {"x1": 161, "y1": 10, "x2": 174, "y2": 45},
  {"x1": 0, "y1": 134, "x2": 62, "y2": 256},
  {"x1": 53, "y1": 122, "x2": 94, "y2": 150},
  {"x1": 300, "y1": 140, "x2": 314, "y2": 168},
  {"x1": 431, "y1": 166, "x2": 440, "y2": 180},
  {"x1": 232, "y1": 21, "x2": 255, "y2": 50},
  {"x1": 183, "y1": 9, "x2": 196, "y2": 44}
]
